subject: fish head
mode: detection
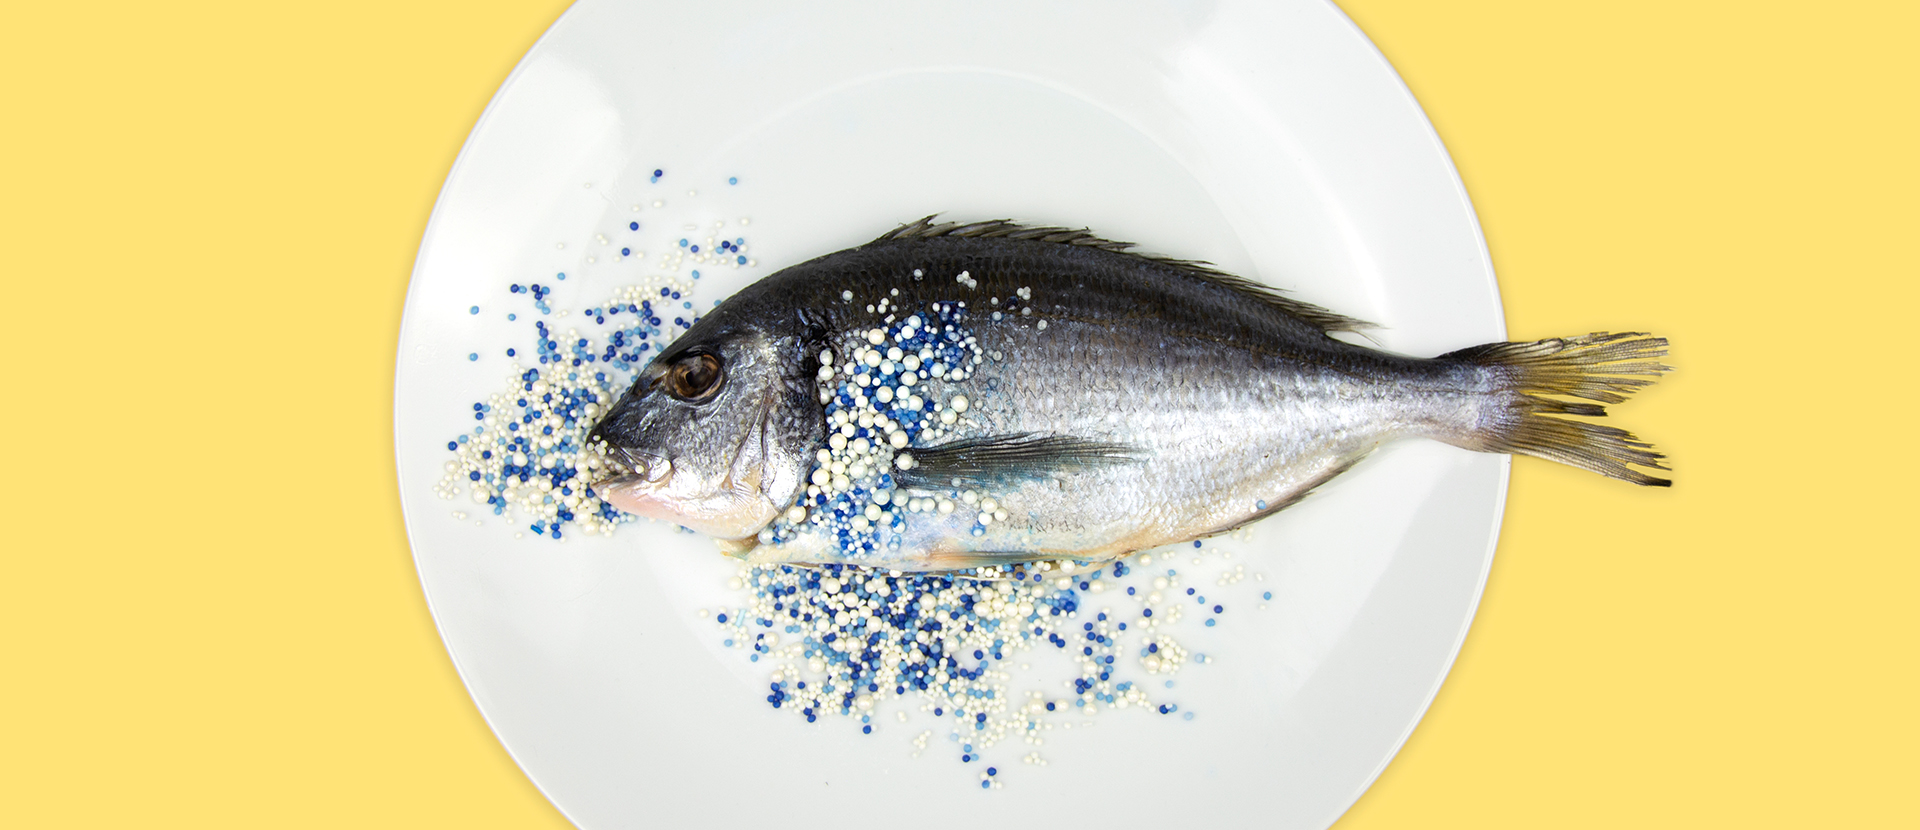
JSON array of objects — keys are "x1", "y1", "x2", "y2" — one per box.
[{"x1": 588, "y1": 326, "x2": 821, "y2": 542}]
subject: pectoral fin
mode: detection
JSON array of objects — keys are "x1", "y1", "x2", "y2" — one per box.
[
  {"x1": 925, "y1": 549, "x2": 1065, "y2": 571},
  {"x1": 894, "y1": 433, "x2": 1142, "y2": 490}
]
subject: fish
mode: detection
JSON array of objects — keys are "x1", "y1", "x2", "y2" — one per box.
[{"x1": 588, "y1": 218, "x2": 1669, "y2": 571}]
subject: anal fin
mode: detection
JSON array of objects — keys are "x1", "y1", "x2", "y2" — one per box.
[{"x1": 1206, "y1": 453, "x2": 1371, "y2": 537}]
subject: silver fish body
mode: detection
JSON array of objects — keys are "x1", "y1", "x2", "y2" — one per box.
[{"x1": 590, "y1": 219, "x2": 1669, "y2": 571}]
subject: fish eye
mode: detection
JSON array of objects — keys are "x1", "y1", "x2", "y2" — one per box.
[{"x1": 663, "y1": 353, "x2": 724, "y2": 401}]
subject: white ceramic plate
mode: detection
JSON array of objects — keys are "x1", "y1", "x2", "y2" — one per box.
[{"x1": 396, "y1": 1, "x2": 1506, "y2": 827}]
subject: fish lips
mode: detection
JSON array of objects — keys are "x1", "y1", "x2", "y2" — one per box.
[
  {"x1": 596, "y1": 475, "x2": 683, "y2": 525},
  {"x1": 592, "y1": 452, "x2": 772, "y2": 540},
  {"x1": 595, "y1": 450, "x2": 671, "y2": 512}
]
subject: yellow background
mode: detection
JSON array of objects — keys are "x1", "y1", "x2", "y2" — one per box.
[{"x1": 4, "y1": 1, "x2": 1913, "y2": 826}]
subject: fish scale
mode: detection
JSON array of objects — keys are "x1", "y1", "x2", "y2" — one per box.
[{"x1": 589, "y1": 218, "x2": 1669, "y2": 571}]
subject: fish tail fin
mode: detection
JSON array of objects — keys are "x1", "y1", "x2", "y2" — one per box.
[{"x1": 1443, "y1": 332, "x2": 1673, "y2": 486}]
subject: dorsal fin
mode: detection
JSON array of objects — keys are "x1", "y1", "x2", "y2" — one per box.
[{"x1": 870, "y1": 216, "x2": 1376, "y2": 335}]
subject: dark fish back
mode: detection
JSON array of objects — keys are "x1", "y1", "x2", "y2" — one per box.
[{"x1": 717, "y1": 218, "x2": 1372, "y2": 361}]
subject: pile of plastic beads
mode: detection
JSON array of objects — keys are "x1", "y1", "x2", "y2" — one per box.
[
  {"x1": 756, "y1": 296, "x2": 991, "y2": 555},
  {"x1": 433, "y1": 172, "x2": 747, "y2": 540},
  {"x1": 708, "y1": 545, "x2": 1258, "y2": 784}
]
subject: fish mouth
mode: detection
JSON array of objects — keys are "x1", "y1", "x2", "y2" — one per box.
[
  {"x1": 589, "y1": 445, "x2": 776, "y2": 540},
  {"x1": 592, "y1": 448, "x2": 674, "y2": 516}
]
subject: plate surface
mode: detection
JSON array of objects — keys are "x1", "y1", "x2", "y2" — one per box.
[{"x1": 395, "y1": 1, "x2": 1506, "y2": 827}]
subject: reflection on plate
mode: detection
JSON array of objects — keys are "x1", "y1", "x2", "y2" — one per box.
[{"x1": 395, "y1": 1, "x2": 1505, "y2": 828}]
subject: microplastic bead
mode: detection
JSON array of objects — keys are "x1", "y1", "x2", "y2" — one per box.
[
  {"x1": 469, "y1": 306, "x2": 479, "y2": 314},
  {"x1": 728, "y1": 176, "x2": 738, "y2": 185}
]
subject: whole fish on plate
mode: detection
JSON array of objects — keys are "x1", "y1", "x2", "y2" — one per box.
[{"x1": 588, "y1": 218, "x2": 1669, "y2": 571}]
